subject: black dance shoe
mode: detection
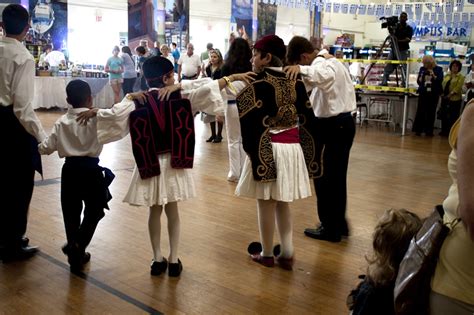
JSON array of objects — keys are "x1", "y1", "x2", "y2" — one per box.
[
  {"x1": 212, "y1": 136, "x2": 222, "y2": 143},
  {"x1": 2, "y1": 245, "x2": 39, "y2": 263},
  {"x1": 168, "y1": 259, "x2": 183, "y2": 277},
  {"x1": 150, "y1": 258, "x2": 168, "y2": 276},
  {"x1": 206, "y1": 136, "x2": 215, "y2": 142}
]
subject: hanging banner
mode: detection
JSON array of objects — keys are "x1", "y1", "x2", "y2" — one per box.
[
  {"x1": 341, "y1": 3, "x2": 348, "y2": 14},
  {"x1": 349, "y1": 4, "x2": 357, "y2": 15},
  {"x1": 367, "y1": 4, "x2": 375, "y2": 15},
  {"x1": 325, "y1": 2, "x2": 332, "y2": 13},
  {"x1": 358, "y1": 4, "x2": 366, "y2": 15},
  {"x1": 29, "y1": 0, "x2": 68, "y2": 50},
  {"x1": 333, "y1": 3, "x2": 340, "y2": 13},
  {"x1": 425, "y1": 3, "x2": 433, "y2": 11},
  {"x1": 375, "y1": 4, "x2": 384, "y2": 17},
  {"x1": 445, "y1": 1, "x2": 452, "y2": 14},
  {"x1": 434, "y1": 3, "x2": 442, "y2": 14},
  {"x1": 257, "y1": 1, "x2": 277, "y2": 38},
  {"x1": 231, "y1": 0, "x2": 254, "y2": 40},
  {"x1": 394, "y1": 4, "x2": 402, "y2": 16},
  {"x1": 385, "y1": 4, "x2": 393, "y2": 17}
]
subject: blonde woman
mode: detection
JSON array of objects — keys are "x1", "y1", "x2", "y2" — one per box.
[{"x1": 160, "y1": 44, "x2": 175, "y2": 66}]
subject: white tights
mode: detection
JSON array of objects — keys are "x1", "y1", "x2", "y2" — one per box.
[
  {"x1": 148, "y1": 202, "x2": 180, "y2": 263},
  {"x1": 257, "y1": 199, "x2": 294, "y2": 258}
]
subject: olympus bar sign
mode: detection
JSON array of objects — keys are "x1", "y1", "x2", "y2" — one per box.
[{"x1": 414, "y1": 25, "x2": 469, "y2": 39}]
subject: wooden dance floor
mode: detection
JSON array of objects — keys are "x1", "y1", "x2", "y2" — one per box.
[{"x1": 0, "y1": 110, "x2": 452, "y2": 314}]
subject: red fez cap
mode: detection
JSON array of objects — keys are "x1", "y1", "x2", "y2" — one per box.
[{"x1": 254, "y1": 35, "x2": 286, "y2": 60}]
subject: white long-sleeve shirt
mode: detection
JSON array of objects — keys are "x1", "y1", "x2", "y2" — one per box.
[
  {"x1": 96, "y1": 78, "x2": 225, "y2": 144},
  {"x1": 38, "y1": 108, "x2": 103, "y2": 158},
  {"x1": 0, "y1": 36, "x2": 46, "y2": 142},
  {"x1": 299, "y1": 56, "x2": 356, "y2": 118}
]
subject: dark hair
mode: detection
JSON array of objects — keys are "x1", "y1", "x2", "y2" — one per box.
[
  {"x1": 221, "y1": 38, "x2": 252, "y2": 76},
  {"x1": 66, "y1": 80, "x2": 92, "y2": 108},
  {"x1": 135, "y1": 46, "x2": 146, "y2": 55},
  {"x1": 400, "y1": 12, "x2": 408, "y2": 17},
  {"x1": 122, "y1": 46, "x2": 132, "y2": 56},
  {"x1": 2, "y1": 4, "x2": 29, "y2": 36},
  {"x1": 44, "y1": 44, "x2": 53, "y2": 52},
  {"x1": 287, "y1": 36, "x2": 314, "y2": 65},
  {"x1": 172, "y1": 42, "x2": 177, "y2": 48},
  {"x1": 254, "y1": 49, "x2": 284, "y2": 67},
  {"x1": 449, "y1": 60, "x2": 462, "y2": 72}
]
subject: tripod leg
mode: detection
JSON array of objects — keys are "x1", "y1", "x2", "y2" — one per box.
[
  {"x1": 361, "y1": 35, "x2": 391, "y2": 85},
  {"x1": 389, "y1": 35, "x2": 406, "y2": 85}
]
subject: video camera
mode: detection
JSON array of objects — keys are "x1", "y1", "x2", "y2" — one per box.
[{"x1": 380, "y1": 16, "x2": 399, "y2": 34}]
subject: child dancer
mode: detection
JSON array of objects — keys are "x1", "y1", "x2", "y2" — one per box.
[
  {"x1": 77, "y1": 57, "x2": 253, "y2": 277},
  {"x1": 347, "y1": 209, "x2": 422, "y2": 314},
  {"x1": 38, "y1": 80, "x2": 114, "y2": 272}
]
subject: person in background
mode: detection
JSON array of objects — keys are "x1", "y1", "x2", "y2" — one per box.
[
  {"x1": 225, "y1": 33, "x2": 237, "y2": 60},
  {"x1": 178, "y1": 43, "x2": 201, "y2": 81},
  {"x1": 121, "y1": 46, "x2": 137, "y2": 95},
  {"x1": 135, "y1": 45, "x2": 149, "y2": 91},
  {"x1": 44, "y1": 44, "x2": 66, "y2": 68},
  {"x1": 439, "y1": 60, "x2": 465, "y2": 136},
  {"x1": 38, "y1": 44, "x2": 52, "y2": 67},
  {"x1": 150, "y1": 41, "x2": 162, "y2": 57},
  {"x1": 221, "y1": 38, "x2": 252, "y2": 182},
  {"x1": 38, "y1": 80, "x2": 114, "y2": 273},
  {"x1": 160, "y1": 44, "x2": 175, "y2": 66},
  {"x1": 285, "y1": 35, "x2": 356, "y2": 243},
  {"x1": 105, "y1": 46, "x2": 124, "y2": 104},
  {"x1": 200, "y1": 42, "x2": 213, "y2": 76},
  {"x1": 202, "y1": 49, "x2": 224, "y2": 143},
  {"x1": 139, "y1": 39, "x2": 150, "y2": 55},
  {"x1": 0, "y1": 4, "x2": 47, "y2": 262},
  {"x1": 171, "y1": 42, "x2": 180, "y2": 73},
  {"x1": 347, "y1": 209, "x2": 422, "y2": 314},
  {"x1": 413, "y1": 55, "x2": 444, "y2": 136},
  {"x1": 380, "y1": 12, "x2": 413, "y2": 86},
  {"x1": 430, "y1": 102, "x2": 474, "y2": 314}
]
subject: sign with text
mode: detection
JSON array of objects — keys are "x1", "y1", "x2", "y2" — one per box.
[{"x1": 413, "y1": 25, "x2": 469, "y2": 39}]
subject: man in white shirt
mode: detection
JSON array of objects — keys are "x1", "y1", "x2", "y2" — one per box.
[
  {"x1": 285, "y1": 36, "x2": 356, "y2": 243},
  {"x1": 0, "y1": 4, "x2": 47, "y2": 261},
  {"x1": 178, "y1": 43, "x2": 201, "y2": 81},
  {"x1": 44, "y1": 46, "x2": 66, "y2": 67}
]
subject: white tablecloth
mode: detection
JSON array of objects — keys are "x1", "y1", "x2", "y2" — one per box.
[{"x1": 33, "y1": 77, "x2": 115, "y2": 109}]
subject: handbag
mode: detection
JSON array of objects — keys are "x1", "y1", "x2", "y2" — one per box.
[{"x1": 394, "y1": 205, "x2": 460, "y2": 315}]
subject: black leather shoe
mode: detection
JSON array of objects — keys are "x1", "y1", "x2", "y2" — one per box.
[
  {"x1": 168, "y1": 259, "x2": 183, "y2": 277},
  {"x1": 206, "y1": 135, "x2": 215, "y2": 142},
  {"x1": 304, "y1": 226, "x2": 341, "y2": 243},
  {"x1": 2, "y1": 245, "x2": 39, "y2": 263},
  {"x1": 212, "y1": 136, "x2": 222, "y2": 143},
  {"x1": 150, "y1": 258, "x2": 168, "y2": 276}
]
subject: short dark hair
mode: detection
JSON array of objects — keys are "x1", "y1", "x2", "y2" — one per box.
[
  {"x1": 44, "y1": 44, "x2": 53, "y2": 51},
  {"x1": 449, "y1": 60, "x2": 462, "y2": 71},
  {"x1": 171, "y1": 42, "x2": 177, "y2": 47},
  {"x1": 287, "y1": 36, "x2": 314, "y2": 65},
  {"x1": 135, "y1": 45, "x2": 146, "y2": 55},
  {"x1": 2, "y1": 4, "x2": 29, "y2": 36},
  {"x1": 66, "y1": 80, "x2": 92, "y2": 108}
]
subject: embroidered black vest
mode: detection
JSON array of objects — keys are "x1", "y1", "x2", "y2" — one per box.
[
  {"x1": 129, "y1": 90, "x2": 195, "y2": 179},
  {"x1": 236, "y1": 68, "x2": 321, "y2": 182}
]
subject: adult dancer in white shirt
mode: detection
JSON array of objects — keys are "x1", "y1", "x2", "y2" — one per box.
[
  {"x1": 0, "y1": 4, "x2": 47, "y2": 261},
  {"x1": 285, "y1": 36, "x2": 356, "y2": 243}
]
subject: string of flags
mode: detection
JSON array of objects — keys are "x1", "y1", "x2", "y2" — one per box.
[{"x1": 258, "y1": 0, "x2": 473, "y2": 27}]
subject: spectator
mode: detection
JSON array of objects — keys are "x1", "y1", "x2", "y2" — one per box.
[
  {"x1": 105, "y1": 46, "x2": 124, "y2": 104},
  {"x1": 121, "y1": 46, "x2": 137, "y2": 95},
  {"x1": 178, "y1": 43, "x2": 201, "y2": 81},
  {"x1": 202, "y1": 49, "x2": 224, "y2": 143},
  {"x1": 439, "y1": 60, "x2": 464, "y2": 136},
  {"x1": 171, "y1": 42, "x2": 180, "y2": 73}
]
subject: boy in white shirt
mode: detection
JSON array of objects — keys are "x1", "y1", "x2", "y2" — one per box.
[{"x1": 38, "y1": 80, "x2": 114, "y2": 273}]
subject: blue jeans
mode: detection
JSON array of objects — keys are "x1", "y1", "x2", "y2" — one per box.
[{"x1": 381, "y1": 49, "x2": 409, "y2": 86}]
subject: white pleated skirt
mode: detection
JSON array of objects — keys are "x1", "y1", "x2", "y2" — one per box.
[
  {"x1": 124, "y1": 153, "x2": 196, "y2": 207},
  {"x1": 235, "y1": 142, "x2": 312, "y2": 202}
]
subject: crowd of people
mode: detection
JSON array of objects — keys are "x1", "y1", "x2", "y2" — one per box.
[{"x1": 1, "y1": 4, "x2": 473, "y2": 314}]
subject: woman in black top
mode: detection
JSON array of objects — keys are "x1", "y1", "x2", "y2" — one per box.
[{"x1": 203, "y1": 49, "x2": 224, "y2": 143}]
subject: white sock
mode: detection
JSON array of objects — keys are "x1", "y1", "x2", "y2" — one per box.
[
  {"x1": 257, "y1": 199, "x2": 276, "y2": 257},
  {"x1": 149, "y1": 205, "x2": 164, "y2": 262},
  {"x1": 275, "y1": 202, "x2": 294, "y2": 258},
  {"x1": 165, "y1": 202, "x2": 180, "y2": 264}
]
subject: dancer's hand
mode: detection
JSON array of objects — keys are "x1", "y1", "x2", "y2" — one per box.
[
  {"x1": 230, "y1": 72, "x2": 257, "y2": 85},
  {"x1": 284, "y1": 65, "x2": 301, "y2": 80},
  {"x1": 158, "y1": 83, "x2": 181, "y2": 101},
  {"x1": 127, "y1": 92, "x2": 147, "y2": 104},
  {"x1": 76, "y1": 108, "x2": 98, "y2": 125}
]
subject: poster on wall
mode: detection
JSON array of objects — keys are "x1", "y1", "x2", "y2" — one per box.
[
  {"x1": 231, "y1": 0, "x2": 253, "y2": 41},
  {"x1": 164, "y1": 0, "x2": 189, "y2": 51},
  {"x1": 128, "y1": 0, "x2": 158, "y2": 50},
  {"x1": 257, "y1": 2, "x2": 276, "y2": 39},
  {"x1": 28, "y1": 0, "x2": 68, "y2": 50}
]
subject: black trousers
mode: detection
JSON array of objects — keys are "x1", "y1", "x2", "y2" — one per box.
[
  {"x1": 61, "y1": 158, "x2": 105, "y2": 251},
  {"x1": 440, "y1": 99, "x2": 462, "y2": 135},
  {"x1": 0, "y1": 105, "x2": 37, "y2": 250},
  {"x1": 122, "y1": 77, "x2": 137, "y2": 95},
  {"x1": 313, "y1": 112, "x2": 355, "y2": 234},
  {"x1": 413, "y1": 92, "x2": 440, "y2": 135}
]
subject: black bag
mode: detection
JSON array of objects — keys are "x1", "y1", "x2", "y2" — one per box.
[{"x1": 394, "y1": 205, "x2": 460, "y2": 315}]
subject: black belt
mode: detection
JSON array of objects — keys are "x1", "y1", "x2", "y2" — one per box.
[
  {"x1": 227, "y1": 100, "x2": 237, "y2": 105},
  {"x1": 316, "y1": 112, "x2": 352, "y2": 120}
]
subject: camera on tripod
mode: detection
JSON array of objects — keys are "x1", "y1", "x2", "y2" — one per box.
[{"x1": 380, "y1": 16, "x2": 399, "y2": 34}]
